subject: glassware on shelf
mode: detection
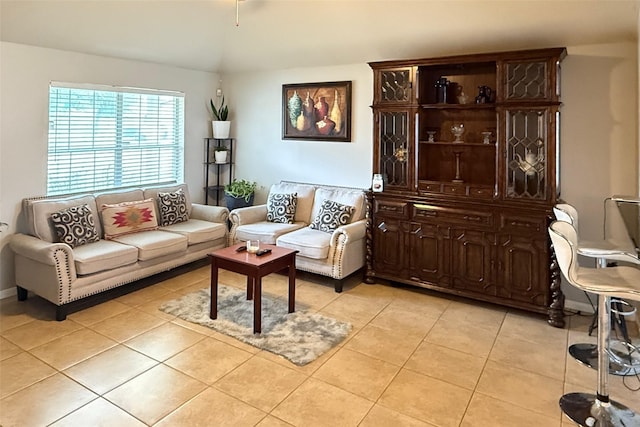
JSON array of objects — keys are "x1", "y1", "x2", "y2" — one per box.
[
  {"x1": 427, "y1": 131, "x2": 436, "y2": 142},
  {"x1": 450, "y1": 123, "x2": 465, "y2": 143},
  {"x1": 482, "y1": 131, "x2": 493, "y2": 144}
]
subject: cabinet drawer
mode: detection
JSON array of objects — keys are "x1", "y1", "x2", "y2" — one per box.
[
  {"x1": 499, "y1": 214, "x2": 546, "y2": 234},
  {"x1": 413, "y1": 204, "x2": 494, "y2": 228},
  {"x1": 374, "y1": 199, "x2": 410, "y2": 219},
  {"x1": 469, "y1": 186, "x2": 495, "y2": 199},
  {"x1": 442, "y1": 184, "x2": 466, "y2": 196}
]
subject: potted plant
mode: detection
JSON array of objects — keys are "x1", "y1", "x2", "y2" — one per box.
[
  {"x1": 213, "y1": 145, "x2": 229, "y2": 163},
  {"x1": 210, "y1": 96, "x2": 230, "y2": 139},
  {"x1": 224, "y1": 179, "x2": 257, "y2": 210}
]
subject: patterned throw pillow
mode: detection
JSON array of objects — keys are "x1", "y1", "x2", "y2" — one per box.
[
  {"x1": 50, "y1": 204, "x2": 100, "y2": 248},
  {"x1": 157, "y1": 189, "x2": 189, "y2": 226},
  {"x1": 266, "y1": 193, "x2": 298, "y2": 224},
  {"x1": 101, "y1": 198, "x2": 158, "y2": 239},
  {"x1": 309, "y1": 199, "x2": 355, "y2": 233}
]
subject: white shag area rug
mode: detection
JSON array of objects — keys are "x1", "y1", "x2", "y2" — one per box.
[{"x1": 159, "y1": 285, "x2": 352, "y2": 366}]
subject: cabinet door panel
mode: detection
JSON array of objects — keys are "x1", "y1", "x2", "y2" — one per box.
[
  {"x1": 407, "y1": 222, "x2": 450, "y2": 285},
  {"x1": 375, "y1": 67, "x2": 415, "y2": 104},
  {"x1": 497, "y1": 234, "x2": 548, "y2": 306},
  {"x1": 375, "y1": 110, "x2": 414, "y2": 191},
  {"x1": 373, "y1": 217, "x2": 405, "y2": 277},
  {"x1": 451, "y1": 229, "x2": 494, "y2": 294},
  {"x1": 503, "y1": 108, "x2": 554, "y2": 201}
]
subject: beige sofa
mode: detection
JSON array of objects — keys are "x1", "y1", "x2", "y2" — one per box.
[
  {"x1": 10, "y1": 184, "x2": 228, "y2": 320},
  {"x1": 228, "y1": 181, "x2": 367, "y2": 292}
]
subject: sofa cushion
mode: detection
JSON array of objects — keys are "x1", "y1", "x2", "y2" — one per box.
[
  {"x1": 72, "y1": 239, "x2": 139, "y2": 275},
  {"x1": 236, "y1": 221, "x2": 306, "y2": 245},
  {"x1": 270, "y1": 183, "x2": 315, "y2": 223},
  {"x1": 50, "y1": 204, "x2": 100, "y2": 248},
  {"x1": 24, "y1": 195, "x2": 101, "y2": 243},
  {"x1": 101, "y1": 199, "x2": 159, "y2": 239},
  {"x1": 266, "y1": 193, "x2": 297, "y2": 224},
  {"x1": 157, "y1": 189, "x2": 189, "y2": 226},
  {"x1": 309, "y1": 199, "x2": 355, "y2": 233},
  {"x1": 276, "y1": 228, "x2": 331, "y2": 259},
  {"x1": 111, "y1": 230, "x2": 187, "y2": 261},
  {"x1": 160, "y1": 219, "x2": 226, "y2": 245},
  {"x1": 311, "y1": 187, "x2": 366, "y2": 222},
  {"x1": 144, "y1": 183, "x2": 192, "y2": 216}
]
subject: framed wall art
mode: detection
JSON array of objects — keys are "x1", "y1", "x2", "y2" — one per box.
[{"x1": 282, "y1": 81, "x2": 352, "y2": 141}]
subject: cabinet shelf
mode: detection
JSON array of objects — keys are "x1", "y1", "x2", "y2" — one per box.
[
  {"x1": 418, "y1": 141, "x2": 496, "y2": 147},
  {"x1": 420, "y1": 104, "x2": 495, "y2": 110},
  {"x1": 204, "y1": 138, "x2": 234, "y2": 206}
]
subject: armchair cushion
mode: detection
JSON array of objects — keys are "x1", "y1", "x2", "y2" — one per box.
[
  {"x1": 266, "y1": 193, "x2": 297, "y2": 224},
  {"x1": 50, "y1": 204, "x2": 100, "y2": 248},
  {"x1": 276, "y1": 228, "x2": 331, "y2": 259},
  {"x1": 235, "y1": 221, "x2": 306, "y2": 245},
  {"x1": 309, "y1": 199, "x2": 355, "y2": 233}
]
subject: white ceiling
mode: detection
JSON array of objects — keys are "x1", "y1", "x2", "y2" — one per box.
[{"x1": 1, "y1": 0, "x2": 638, "y2": 73}]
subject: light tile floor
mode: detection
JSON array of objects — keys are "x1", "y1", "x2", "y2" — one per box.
[{"x1": 1, "y1": 266, "x2": 639, "y2": 426}]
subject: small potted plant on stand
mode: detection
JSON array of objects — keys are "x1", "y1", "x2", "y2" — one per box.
[
  {"x1": 224, "y1": 179, "x2": 257, "y2": 210},
  {"x1": 210, "y1": 97, "x2": 230, "y2": 139},
  {"x1": 213, "y1": 145, "x2": 229, "y2": 163}
]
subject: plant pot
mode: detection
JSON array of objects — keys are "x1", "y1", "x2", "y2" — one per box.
[
  {"x1": 225, "y1": 193, "x2": 254, "y2": 211},
  {"x1": 212, "y1": 121, "x2": 231, "y2": 139},
  {"x1": 214, "y1": 150, "x2": 228, "y2": 163}
]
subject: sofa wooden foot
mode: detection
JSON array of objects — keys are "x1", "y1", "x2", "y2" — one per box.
[
  {"x1": 55, "y1": 306, "x2": 67, "y2": 321},
  {"x1": 334, "y1": 280, "x2": 344, "y2": 293},
  {"x1": 16, "y1": 286, "x2": 28, "y2": 301}
]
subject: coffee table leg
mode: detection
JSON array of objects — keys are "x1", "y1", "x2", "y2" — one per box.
[
  {"x1": 288, "y1": 255, "x2": 296, "y2": 313},
  {"x1": 209, "y1": 257, "x2": 218, "y2": 319},
  {"x1": 246, "y1": 276, "x2": 253, "y2": 300},
  {"x1": 254, "y1": 276, "x2": 261, "y2": 334}
]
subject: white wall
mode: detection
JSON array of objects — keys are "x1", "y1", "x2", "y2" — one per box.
[
  {"x1": 0, "y1": 41, "x2": 218, "y2": 295},
  {"x1": 561, "y1": 42, "x2": 638, "y2": 307},
  {"x1": 224, "y1": 64, "x2": 373, "y2": 202}
]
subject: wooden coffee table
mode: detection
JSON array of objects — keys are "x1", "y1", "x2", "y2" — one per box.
[{"x1": 208, "y1": 243, "x2": 298, "y2": 334}]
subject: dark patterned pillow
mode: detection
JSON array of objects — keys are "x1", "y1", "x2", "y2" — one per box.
[
  {"x1": 50, "y1": 204, "x2": 100, "y2": 248},
  {"x1": 157, "y1": 189, "x2": 189, "y2": 226},
  {"x1": 267, "y1": 193, "x2": 297, "y2": 224},
  {"x1": 309, "y1": 199, "x2": 355, "y2": 233}
]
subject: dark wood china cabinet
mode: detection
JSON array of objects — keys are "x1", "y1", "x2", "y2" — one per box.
[{"x1": 366, "y1": 48, "x2": 567, "y2": 327}]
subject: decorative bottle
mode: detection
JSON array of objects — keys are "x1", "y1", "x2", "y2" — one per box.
[
  {"x1": 287, "y1": 91, "x2": 302, "y2": 127},
  {"x1": 329, "y1": 89, "x2": 342, "y2": 133},
  {"x1": 314, "y1": 97, "x2": 329, "y2": 122},
  {"x1": 296, "y1": 108, "x2": 311, "y2": 131}
]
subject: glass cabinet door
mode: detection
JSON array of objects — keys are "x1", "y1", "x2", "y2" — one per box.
[
  {"x1": 504, "y1": 60, "x2": 550, "y2": 101},
  {"x1": 376, "y1": 110, "x2": 413, "y2": 190},
  {"x1": 375, "y1": 67, "x2": 414, "y2": 104},
  {"x1": 504, "y1": 109, "x2": 550, "y2": 201}
]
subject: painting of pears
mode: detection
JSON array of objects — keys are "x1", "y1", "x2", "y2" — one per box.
[{"x1": 283, "y1": 81, "x2": 351, "y2": 141}]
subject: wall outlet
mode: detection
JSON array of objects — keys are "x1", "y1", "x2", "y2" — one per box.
[{"x1": 216, "y1": 88, "x2": 223, "y2": 97}]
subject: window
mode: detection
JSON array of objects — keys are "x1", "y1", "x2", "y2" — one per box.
[{"x1": 47, "y1": 82, "x2": 184, "y2": 196}]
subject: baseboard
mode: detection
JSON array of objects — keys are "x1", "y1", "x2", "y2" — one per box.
[
  {"x1": 0, "y1": 287, "x2": 16, "y2": 300},
  {"x1": 564, "y1": 299, "x2": 595, "y2": 314}
]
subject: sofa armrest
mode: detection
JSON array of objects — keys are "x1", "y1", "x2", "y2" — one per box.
[
  {"x1": 331, "y1": 218, "x2": 367, "y2": 244},
  {"x1": 190, "y1": 203, "x2": 229, "y2": 223},
  {"x1": 10, "y1": 233, "x2": 75, "y2": 267},
  {"x1": 229, "y1": 204, "x2": 268, "y2": 225},
  {"x1": 228, "y1": 205, "x2": 268, "y2": 245},
  {"x1": 10, "y1": 233, "x2": 78, "y2": 304}
]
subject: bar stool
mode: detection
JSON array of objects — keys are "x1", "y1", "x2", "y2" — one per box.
[
  {"x1": 554, "y1": 203, "x2": 640, "y2": 376},
  {"x1": 549, "y1": 221, "x2": 639, "y2": 425}
]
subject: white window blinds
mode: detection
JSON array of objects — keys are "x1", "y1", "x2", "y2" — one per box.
[{"x1": 47, "y1": 82, "x2": 185, "y2": 196}]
